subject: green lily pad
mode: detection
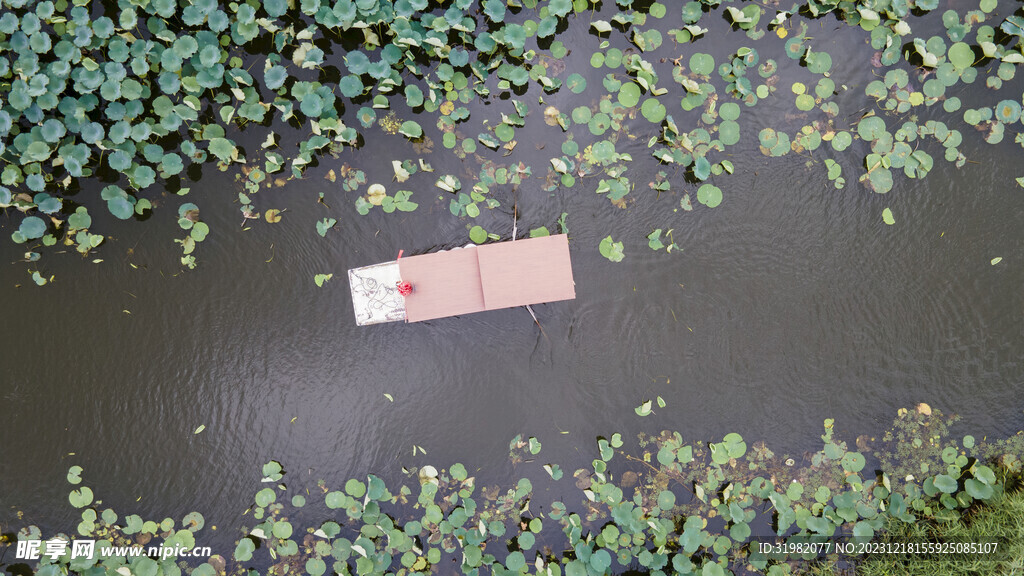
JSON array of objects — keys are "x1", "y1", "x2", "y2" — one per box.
[
  {"x1": 640, "y1": 98, "x2": 666, "y2": 122},
  {"x1": 648, "y1": 230, "x2": 665, "y2": 250},
  {"x1": 599, "y1": 235, "x2": 624, "y2": 262},
  {"x1": 948, "y1": 42, "x2": 974, "y2": 71},
  {"x1": 305, "y1": 559, "x2": 326, "y2": 576},
  {"x1": 806, "y1": 51, "x2": 832, "y2": 74},
  {"x1": 399, "y1": 121, "x2": 423, "y2": 139},
  {"x1": 694, "y1": 156, "x2": 711, "y2": 180},
  {"x1": 69, "y1": 487, "x2": 93, "y2": 508},
  {"x1": 997, "y1": 62, "x2": 1015, "y2": 82},
  {"x1": 588, "y1": 113, "x2": 611, "y2": 135},
  {"x1": 618, "y1": 83, "x2": 641, "y2": 107},
  {"x1": 697, "y1": 184, "x2": 722, "y2": 208},
  {"x1": 567, "y1": 73, "x2": 586, "y2": 94},
  {"x1": 404, "y1": 85, "x2": 423, "y2": 107},
  {"x1": 785, "y1": 37, "x2": 805, "y2": 59},
  {"x1": 572, "y1": 106, "x2": 592, "y2": 124},
  {"x1": 995, "y1": 100, "x2": 1021, "y2": 124},
  {"x1": 865, "y1": 80, "x2": 887, "y2": 101},
  {"x1": 923, "y1": 79, "x2": 945, "y2": 98},
  {"x1": 255, "y1": 487, "x2": 276, "y2": 507},
  {"x1": 234, "y1": 538, "x2": 255, "y2": 561},
  {"x1": 719, "y1": 121, "x2": 740, "y2": 146},
  {"x1": 816, "y1": 78, "x2": 836, "y2": 98},
  {"x1": 324, "y1": 491, "x2": 344, "y2": 509},
  {"x1": 18, "y1": 216, "x2": 47, "y2": 239},
  {"x1": 190, "y1": 222, "x2": 209, "y2": 242},
  {"x1": 590, "y1": 550, "x2": 611, "y2": 572},
  {"x1": 867, "y1": 167, "x2": 893, "y2": 193},
  {"x1": 605, "y1": 48, "x2": 623, "y2": 69},
  {"x1": 857, "y1": 116, "x2": 887, "y2": 141},
  {"x1": 719, "y1": 102, "x2": 741, "y2": 121},
  {"x1": 904, "y1": 149, "x2": 934, "y2": 178},
  {"x1": 758, "y1": 128, "x2": 791, "y2": 156},
  {"x1": 272, "y1": 520, "x2": 293, "y2": 539},
  {"x1": 831, "y1": 131, "x2": 853, "y2": 151},
  {"x1": 495, "y1": 123, "x2": 515, "y2": 142},
  {"x1": 689, "y1": 53, "x2": 715, "y2": 75},
  {"x1": 933, "y1": 474, "x2": 958, "y2": 493},
  {"x1": 658, "y1": 490, "x2": 676, "y2": 510},
  {"x1": 882, "y1": 208, "x2": 895, "y2": 225}
]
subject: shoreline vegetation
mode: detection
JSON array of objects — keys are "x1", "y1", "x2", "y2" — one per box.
[
  {"x1": 5, "y1": 406, "x2": 1024, "y2": 575},
  {"x1": 811, "y1": 488, "x2": 1024, "y2": 575}
]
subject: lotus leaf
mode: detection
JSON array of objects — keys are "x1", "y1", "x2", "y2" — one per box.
[
  {"x1": 469, "y1": 226, "x2": 487, "y2": 244},
  {"x1": 399, "y1": 121, "x2": 422, "y2": 138},
  {"x1": 948, "y1": 42, "x2": 974, "y2": 70},
  {"x1": 618, "y1": 83, "x2": 641, "y2": 107},
  {"x1": 566, "y1": 73, "x2": 586, "y2": 94},
  {"x1": 68, "y1": 207, "x2": 92, "y2": 230},
  {"x1": 69, "y1": 487, "x2": 93, "y2": 508},
  {"x1": 865, "y1": 166, "x2": 893, "y2": 193},
  {"x1": 795, "y1": 93, "x2": 815, "y2": 111},
  {"x1": 806, "y1": 51, "x2": 832, "y2": 74},
  {"x1": 995, "y1": 100, "x2": 1021, "y2": 124},
  {"x1": 690, "y1": 53, "x2": 715, "y2": 75},
  {"x1": 18, "y1": 216, "x2": 47, "y2": 240},
  {"x1": 588, "y1": 113, "x2": 611, "y2": 135},
  {"x1": 697, "y1": 184, "x2": 722, "y2": 208},
  {"x1": 857, "y1": 116, "x2": 887, "y2": 140},
  {"x1": 718, "y1": 121, "x2": 740, "y2": 146},
  {"x1": 599, "y1": 236, "x2": 624, "y2": 262},
  {"x1": 933, "y1": 474, "x2": 958, "y2": 493},
  {"x1": 641, "y1": 98, "x2": 666, "y2": 122}
]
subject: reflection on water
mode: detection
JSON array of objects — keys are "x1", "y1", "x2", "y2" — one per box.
[{"x1": 2, "y1": 1, "x2": 1024, "y2": 548}]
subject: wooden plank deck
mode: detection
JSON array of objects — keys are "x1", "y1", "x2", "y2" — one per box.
[
  {"x1": 397, "y1": 247, "x2": 486, "y2": 322},
  {"x1": 396, "y1": 235, "x2": 575, "y2": 323},
  {"x1": 477, "y1": 234, "x2": 575, "y2": 310}
]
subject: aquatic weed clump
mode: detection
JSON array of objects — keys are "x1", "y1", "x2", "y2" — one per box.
[
  {"x1": 1, "y1": 0, "x2": 1023, "y2": 277},
  {"x1": 14, "y1": 408, "x2": 1024, "y2": 575}
]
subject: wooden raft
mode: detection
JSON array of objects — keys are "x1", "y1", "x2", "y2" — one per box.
[{"x1": 348, "y1": 234, "x2": 575, "y2": 325}]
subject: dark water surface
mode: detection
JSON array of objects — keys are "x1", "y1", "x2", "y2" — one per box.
[{"x1": 3, "y1": 1, "x2": 1024, "y2": 549}]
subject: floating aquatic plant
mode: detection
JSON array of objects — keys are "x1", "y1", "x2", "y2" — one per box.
[
  {"x1": 26, "y1": 407, "x2": 1024, "y2": 576},
  {"x1": 2, "y1": 0, "x2": 1023, "y2": 270}
]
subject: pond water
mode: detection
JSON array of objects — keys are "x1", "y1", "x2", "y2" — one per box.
[{"x1": 2, "y1": 0, "x2": 1024, "y2": 551}]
